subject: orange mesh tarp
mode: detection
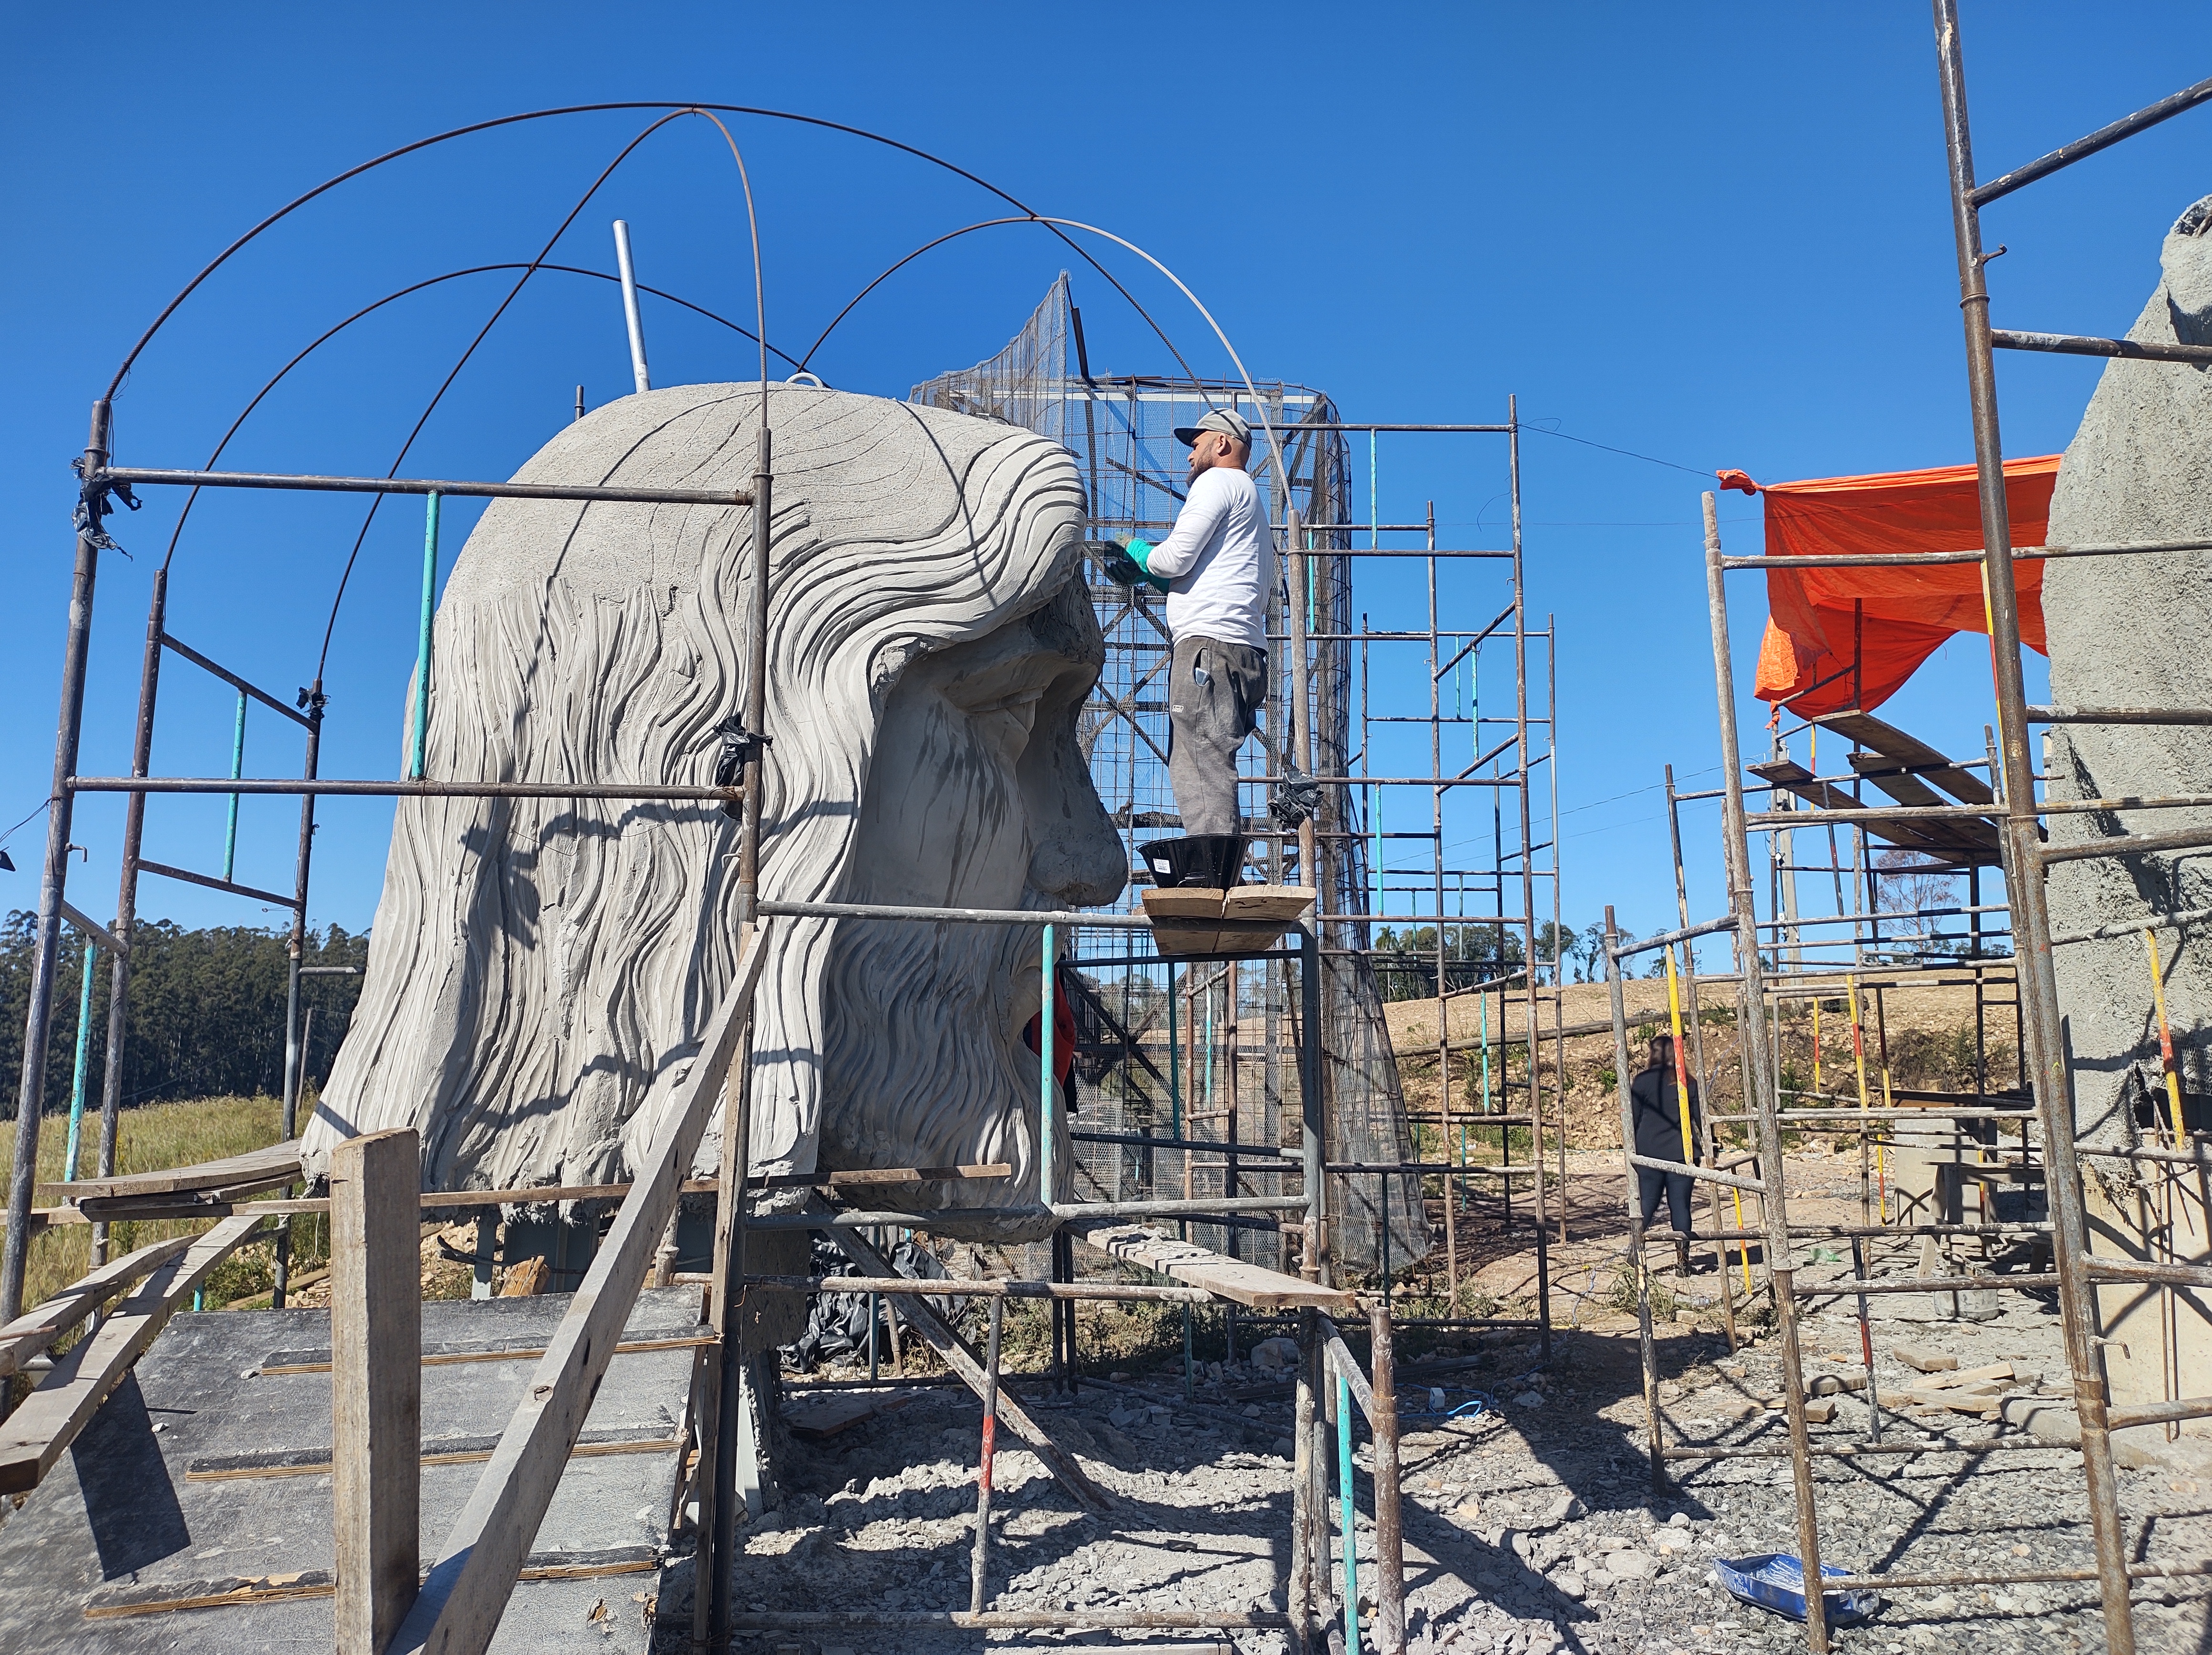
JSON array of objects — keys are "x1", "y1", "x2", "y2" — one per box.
[{"x1": 1728, "y1": 456, "x2": 2057, "y2": 718}]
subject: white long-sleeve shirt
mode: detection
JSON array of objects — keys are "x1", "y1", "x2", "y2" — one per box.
[{"x1": 1146, "y1": 464, "x2": 1273, "y2": 649}]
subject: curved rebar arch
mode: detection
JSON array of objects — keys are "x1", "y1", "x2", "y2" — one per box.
[
  {"x1": 309, "y1": 107, "x2": 764, "y2": 674},
  {"x1": 103, "y1": 102, "x2": 1206, "y2": 423},
  {"x1": 794, "y1": 211, "x2": 1295, "y2": 507},
  {"x1": 158, "y1": 261, "x2": 796, "y2": 576},
  {"x1": 133, "y1": 105, "x2": 1296, "y2": 707}
]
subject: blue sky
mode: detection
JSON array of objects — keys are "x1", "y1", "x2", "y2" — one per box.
[{"x1": 4, "y1": 3, "x2": 2206, "y2": 959}]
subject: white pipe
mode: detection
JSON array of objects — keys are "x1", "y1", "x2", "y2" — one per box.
[{"x1": 612, "y1": 220, "x2": 651, "y2": 395}]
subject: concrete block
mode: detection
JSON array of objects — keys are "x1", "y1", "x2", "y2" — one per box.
[
  {"x1": 1890, "y1": 1343, "x2": 1958, "y2": 1373},
  {"x1": 2002, "y1": 1397, "x2": 2078, "y2": 1445}
]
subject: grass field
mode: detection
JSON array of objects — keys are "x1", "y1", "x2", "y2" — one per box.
[{"x1": 0, "y1": 1095, "x2": 327, "y2": 1314}]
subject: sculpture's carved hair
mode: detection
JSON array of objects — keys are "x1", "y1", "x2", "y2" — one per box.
[{"x1": 304, "y1": 387, "x2": 1086, "y2": 1196}]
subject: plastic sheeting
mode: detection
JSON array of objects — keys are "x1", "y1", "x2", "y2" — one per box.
[{"x1": 1724, "y1": 455, "x2": 2058, "y2": 719}]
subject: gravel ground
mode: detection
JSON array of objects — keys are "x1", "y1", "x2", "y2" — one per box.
[{"x1": 681, "y1": 1154, "x2": 2211, "y2": 1655}]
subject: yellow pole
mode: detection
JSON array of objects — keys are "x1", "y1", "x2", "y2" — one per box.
[
  {"x1": 2146, "y1": 930, "x2": 2185, "y2": 1148},
  {"x1": 1848, "y1": 972, "x2": 1880, "y2": 1223},
  {"x1": 1664, "y1": 947, "x2": 1695, "y2": 1158},
  {"x1": 2144, "y1": 928, "x2": 2186, "y2": 1435},
  {"x1": 1663, "y1": 945, "x2": 1750, "y2": 1287}
]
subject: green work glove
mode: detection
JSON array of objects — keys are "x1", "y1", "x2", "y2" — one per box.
[
  {"x1": 1098, "y1": 540, "x2": 1169, "y2": 593},
  {"x1": 1123, "y1": 538, "x2": 1171, "y2": 594}
]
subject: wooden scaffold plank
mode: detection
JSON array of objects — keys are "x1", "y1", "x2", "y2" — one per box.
[
  {"x1": 0, "y1": 1231, "x2": 194, "y2": 1379},
  {"x1": 0, "y1": 1212, "x2": 270, "y2": 1493},
  {"x1": 1069, "y1": 1221, "x2": 1357, "y2": 1314}
]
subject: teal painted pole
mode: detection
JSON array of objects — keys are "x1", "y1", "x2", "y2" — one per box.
[
  {"x1": 1038, "y1": 923, "x2": 1056, "y2": 1205},
  {"x1": 1480, "y1": 981, "x2": 1492, "y2": 1115},
  {"x1": 408, "y1": 491, "x2": 440, "y2": 780},
  {"x1": 64, "y1": 940, "x2": 95, "y2": 1182},
  {"x1": 1338, "y1": 1371, "x2": 1359, "y2": 1651},
  {"x1": 1167, "y1": 961, "x2": 1180, "y2": 1140},
  {"x1": 1202, "y1": 1002, "x2": 1215, "y2": 1112},
  {"x1": 222, "y1": 689, "x2": 246, "y2": 880},
  {"x1": 1182, "y1": 1297, "x2": 1196, "y2": 1403}
]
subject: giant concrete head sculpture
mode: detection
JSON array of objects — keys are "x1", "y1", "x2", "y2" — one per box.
[
  {"x1": 2039, "y1": 194, "x2": 2212, "y2": 1412},
  {"x1": 304, "y1": 386, "x2": 1125, "y2": 1236},
  {"x1": 2043, "y1": 196, "x2": 2212, "y2": 1146}
]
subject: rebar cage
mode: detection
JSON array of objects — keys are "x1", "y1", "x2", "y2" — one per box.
[{"x1": 913, "y1": 276, "x2": 1423, "y2": 1273}]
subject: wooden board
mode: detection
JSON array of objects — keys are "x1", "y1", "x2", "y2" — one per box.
[
  {"x1": 0, "y1": 1212, "x2": 269, "y2": 1493},
  {"x1": 826, "y1": 1163, "x2": 1010, "y2": 1187},
  {"x1": 1903, "y1": 1384, "x2": 2002, "y2": 1413},
  {"x1": 388, "y1": 921, "x2": 775, "y2": 1655},
  {"x1": 1747, "y1": 757, "x2": 1984, "y2": 865},
  {"x1": 1148, "y1": 919, "x2": 1228, "y2": 955},
  {"x1": 82, "y1": 1550, "x2": 663, "y2": 1620},
  {"x1": 1843, "y1": 756, "x2": 2002, "y2": 856},
  {"x1": 1913, "y1": 1360, "x2": 2014, "y2": 1389},
  {"x1": 749, "y1": 1163, "x2": 1013, "y2": 1190},
  {"x1": 783, "y1": 1390, "x2": 915, "y2": 1440},
  {"x1": 74, "y1": 1166, "x2": 302, "y2": 1219},
  {"x1": 1820, "y1": 709, "x2": 1997, "y2": 805},
  {"x1": 1222, "y1": 886, "x2": 1316, "y2": 923},
  {"x1": 1148, "y1": 917, "x2": 1292, "y2": 960},
  {"x1": 0, "y1": 1232, "x2": 193, "y2": 1379},
  {"x1": 1140, "y1": 887, "x2": 1228, "y2": 920},
  {"x1": 43, "y1": 1137, "x2": 301, "y2": 1201},
  {"x1": 331, "y1": 1128, "x2": 422, "y2": 1652},
  {"x1": 1069, "y1": 1222, "x2": 1356, "y2": 1314}
]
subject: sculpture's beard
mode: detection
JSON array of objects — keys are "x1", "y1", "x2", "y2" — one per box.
[{"x1": 817, "y1": 914, "x2": 1051, "y2": 1236}]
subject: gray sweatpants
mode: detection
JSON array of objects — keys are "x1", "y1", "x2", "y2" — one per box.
[{"x1": 1167, "y1": 634, "x2": 1269, "y2": 837}]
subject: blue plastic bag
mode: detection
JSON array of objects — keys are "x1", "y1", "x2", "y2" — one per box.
[{"x1": 1713, "y1": 1554, "x2": 1879, "y2": 1625}]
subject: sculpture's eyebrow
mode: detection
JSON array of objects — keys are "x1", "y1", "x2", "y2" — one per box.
[{"x1": 936, "y1": 651, "x2": 1064, "y2": 714}]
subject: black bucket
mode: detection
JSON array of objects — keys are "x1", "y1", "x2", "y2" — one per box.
[{"x1": 1139, "y1": 834, "x2": 1249, "y2": 889}]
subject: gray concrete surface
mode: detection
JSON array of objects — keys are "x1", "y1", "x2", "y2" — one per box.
[{"x1": 0, "y1": 1287, "x2": 700, "y2": 1651}]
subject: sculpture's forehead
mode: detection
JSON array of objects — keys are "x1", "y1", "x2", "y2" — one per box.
[{"x1": 443, "y1": 387, "x2": 1051, "y2": 607}]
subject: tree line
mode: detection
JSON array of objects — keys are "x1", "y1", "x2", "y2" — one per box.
[{"x1": 0, "y1": 911, "x2": 368, "y2": 1120}]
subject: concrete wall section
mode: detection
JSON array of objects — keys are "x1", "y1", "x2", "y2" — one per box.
[{"x1": 2043, "y1": 194, "x2": 2212, "y2": 1416}]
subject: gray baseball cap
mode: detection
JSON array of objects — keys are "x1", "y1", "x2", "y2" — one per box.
[{"x1": 1172, "y1": 408, "x2": 1253, "y2": 447}]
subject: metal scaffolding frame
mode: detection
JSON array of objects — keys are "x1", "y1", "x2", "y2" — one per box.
[
  {"x1": 1596, "y1": 13, "x2": 2212, "y2": 1649},
  {"x1": 915, "y1": 282, "x2": 1566, "y2": 1354},
  {"x1": 0, "y1": 106, "x2": 1595, "y2": 1655}
]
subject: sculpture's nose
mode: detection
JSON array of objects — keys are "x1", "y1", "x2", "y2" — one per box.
[{"x1": 1028, "y1": 798, "x2": 1126, "y2": 909}]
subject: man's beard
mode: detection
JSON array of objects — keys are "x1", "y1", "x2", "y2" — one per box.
[{"x1": 816, "y1": 914, "x2": 1049, "y2": 1235}]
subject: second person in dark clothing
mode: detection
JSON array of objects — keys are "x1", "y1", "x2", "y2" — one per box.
[{"x1": 1629, "y1": 1033, "x2": 1704, "y2": 1273}]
